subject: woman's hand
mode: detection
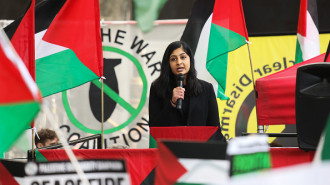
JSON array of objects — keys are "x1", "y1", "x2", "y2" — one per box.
[{"x1": 171, "y1": 87, "x2": 185, "y2": 107}]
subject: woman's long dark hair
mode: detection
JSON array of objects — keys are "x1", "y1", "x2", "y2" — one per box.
[{"x1": 152, "y1": 41, "x2": 202, "y2": 98}]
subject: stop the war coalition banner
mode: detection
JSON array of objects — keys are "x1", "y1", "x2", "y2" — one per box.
[
  {"x1": 31, "y1": 21, "x2": 330, "y2": 149},
  {"x1": 34, "y1": 21, "x2": 186, "y2": 149}
]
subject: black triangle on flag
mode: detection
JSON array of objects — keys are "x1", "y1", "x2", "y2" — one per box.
[
  {"x1": 155, "y1": 141, "x2": 229, "y2": 185},
  {"x1": 180, "y1": 0, "x2": 215, "y2": 54},
  {"x1": 0, "y1": 159, "x2": 26, "y2": 184},
  {"x1": 5, "y1": 0, "x2": 67, "y2": 43},
  {"x1": 163, "y1": 140, "x2": 227, "y2": 160},
  {"x1": 4, "y1": 0, "x2": 35, "y2": 78},
  {"x1": 4, "y1": 1, "x2": 30, "y2": 40},
  {"x1": 35, "y1": 0, "x2": 66, "y2": 34}
]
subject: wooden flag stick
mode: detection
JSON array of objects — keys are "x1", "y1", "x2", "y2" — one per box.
[
  {"x1": 31, "y1": 128, "x2": 35, "y2": 158},
  {"x1": 42, "y1": 102, "x2": 90, "y2": 185},
  {"x1": 101, "y1": 78, "x2": 105, "y2": 149},
  {"x1": 246, "y1": 42, "x2": 264, "y2": 133}
]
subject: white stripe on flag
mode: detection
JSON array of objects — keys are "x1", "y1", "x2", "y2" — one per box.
[
  {"x1": 194, "y1": 13, "x2": 218, "y2": 93},
  {"x1": 313, "y1": 133, "x2": 324, "y2": 164},
  {"x1": 35, "y1": 30, "x2": 67, "y2": 60},
  {"x1": 178, "y1": 158, "x2": 230, "y2": 184},
  {"x1": 297, "y1": 11, "x2": 320, "y2": 61}
]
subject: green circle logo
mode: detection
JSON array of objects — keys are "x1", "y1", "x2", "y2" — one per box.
[{"x1": 62, "y1": 46, "x2": 148, "y2": 134}]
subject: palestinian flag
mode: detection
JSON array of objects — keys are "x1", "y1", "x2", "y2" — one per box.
[
  {"x1": 0, "y1": 29, "x2": 41, "y2": 154},
  {"x1": 181, "y1": 0, "x2": 249, "y2": 100},
  {"x1": 226, "y1": 135, "x2": 271, "y2": 176},
  {"x1": 149, "y1": 126, "x2": 226, "y2": 148},
  {"x1": 320, "y1": 117, "x2": 330, "y2": 161},
  {"x1": 155, "y1": 141, "x2": 228, "y2": 185},
  {"x1": 0, "y1": 160, "x2": 25, "y2": 184},
  {"x1": 295, "y1": 0, "x2": 320, "y2": 64},
  {"x1": 34, "y1": 0, "x2": 103, "y2": 97},
  {"x1": 314, "y1": 115, "x2": 330, "y2": 162},
  {"x1": 4, "y1": 0, "x2": 36, "y2": 128},
  {"x1": 34, "y1": 149, "x2": 157, "y2": 185},
  {"x1": 4, "y1": 0, "x2": 35, "y2": 79}
]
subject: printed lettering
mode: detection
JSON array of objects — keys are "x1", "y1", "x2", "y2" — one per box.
[
  {"x1": 222, "y1": 108, "x2": 232, "y2": 114},
  {"x1": 101, "y1": 28, "x2": 111, "y2": 42},
  {"x1": 148, "y1": 62, "x2": 161, "y2": 76},
  {"x1": 226, "y1": 99, "x2": 235, "y2": 109},
  {"x1": 239, "y1": 74, "x2": 252, "y2": 86},
  {"x1": 141, "y1": 51, "x2": 156, "y2": 64},
  {"x1": 131, "y1": 37, "x2": 149, "y2": 54},
  {"x1": 114, "y1": 30, "x2": 126, "y2": 45},
  {"x1": 230, "y1": 90, "x2": 240, "y2": 99},
  {"x1": 221, "y1": 117, "x2": 230, "y2": 131},
  {"x1": 273, "y1": 62, "x2": 281, "y2": 71},
  {"x1": 128, "y1": 128, "x2": 142, "y2": 142},
  {"x1": 263, "y1": 64, "x2": 272, "y2": 74}
]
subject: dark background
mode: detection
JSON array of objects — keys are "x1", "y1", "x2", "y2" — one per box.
[
  {"x1": 158, "y1": 0, "x2": 330, "y2": 36},
  {"x1": 1, "y1": 0, "x2": 329, "y2": 36}
]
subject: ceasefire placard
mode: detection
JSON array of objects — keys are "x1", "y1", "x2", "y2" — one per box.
[{"x1": 23, "y1": 160, "x2": 130, "y2": 185}]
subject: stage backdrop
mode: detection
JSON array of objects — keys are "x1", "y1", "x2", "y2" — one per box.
[
  {"x1": 219, "y1": 33, "x2": 330, "y2": 142},
  {"x1": 29, "y1": 21, "x2": 330, "y2": 149},
  {"x1": 34, "y1": 20, "x2": 186, "y2": 149}
]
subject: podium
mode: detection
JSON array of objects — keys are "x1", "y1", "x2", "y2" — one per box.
[{"x1": 149, "y1": 126, "x2": 225, "y2": 147}]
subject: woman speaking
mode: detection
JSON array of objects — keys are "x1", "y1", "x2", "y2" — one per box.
[{"x1": 149, "y1": 40, "x2": 224, "y2": 133}]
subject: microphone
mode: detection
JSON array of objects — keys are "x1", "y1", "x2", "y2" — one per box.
[{"x1": 176, "y1": 73, "x2": 184, "y2": 110}]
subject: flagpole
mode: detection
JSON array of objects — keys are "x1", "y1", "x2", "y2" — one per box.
[
  {"x1": 31, "y1": 128, "x2": 35, "y2": 157},
  {"x1": 246, "y1": 42, "x2": 264, "y2": 133},
  {"x1": 42, "y1": 103, "x2": 90, "y2": 185},
  {"x1": 101, "y1": 79, "x2": 105, "y2": 149}
]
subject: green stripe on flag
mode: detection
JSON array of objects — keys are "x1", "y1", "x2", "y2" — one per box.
[
  {"x1": 207, "y1": 24, "x2": 247, "y2": 100},
  {"x1": 0, "y1": 102, "x2": 40, "y2": 154},
  {"x1": 36, "y1": 49, "x2": 99, "y2": 97},
  {"x1": 149, "y1": 134, "x2": 157, "y2": 148},
  {"x1": 321, "y1": 115, "x2": 330, "y2": 160},
  {"x1": 175, "y1": 183, "x2": 204, "y2": 185},
  {"x1": 207, "y1": 24, "x2": 246, "y2": 61},
  {"x1": 206, "y1": 53, "x2": 228, "y2": 100},
  {"x1": 295, "y1": 39, "x2": 303, "y2": 64},
  {"x1": 36, "y1": 150, "x2": 48, "y2": 162}
]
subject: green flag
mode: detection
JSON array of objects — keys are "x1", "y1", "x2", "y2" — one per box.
[
  {"x1": 314, "y1": 115, "x2": 330, "y2": 162},
  {"x1": 133, "y1": 0, "x2": 167, "y2": 33}
]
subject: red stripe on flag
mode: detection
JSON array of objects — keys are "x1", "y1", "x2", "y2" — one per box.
[
  {"x1": 0, "y1": 44, "x2": 35, "y2": 103},
  {"x1": 11, "y1": 0, "x2": 35, "y2": 79},
  {"x1": 0, "y1": 163, "x2": 20, "y2": 185},
  {"x1": 155, "y1": 142, "x2": 187, "y2": 185},
  {"x1": 150, "y1": 126, "x2": 218, "y2": 142},
  {"x1": 43, "y1": 0, "x2": 103, "y2": 77},
  {"x1": 297, "y1": 0, "x2": 307, "y2": 36},
  {"x1": 38, "y1": 149, "x2": 158, "y2": 185},
  {"x1": 212, "y1": 0, "x2": 248, "y2": 40}
]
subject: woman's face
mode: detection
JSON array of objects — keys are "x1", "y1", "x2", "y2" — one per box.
[{"x1": 169, "y1": 47, "x2": 191, "y2": 77}]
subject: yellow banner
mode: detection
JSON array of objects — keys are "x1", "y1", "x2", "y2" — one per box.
[{"x1": 219, "y1": 33, "x2": 330, "y2": 141}]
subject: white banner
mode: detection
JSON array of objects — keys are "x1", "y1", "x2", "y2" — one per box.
[
  {"x1": 22, "y1": 160, "x2": 130, "y2": 185},
  {"x1": 34, "y1": 20, "x2": 186, "y2": 149}
]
